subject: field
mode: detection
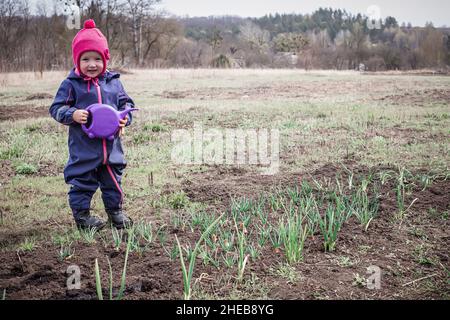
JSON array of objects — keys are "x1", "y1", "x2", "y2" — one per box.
[{"x1": 0, "y1": 69, "x2": 449, "y2": 300}]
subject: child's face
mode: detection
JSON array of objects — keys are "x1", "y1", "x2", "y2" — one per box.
[{"x1": 79, "y1": 51, "x2": 104, "y2": 78}]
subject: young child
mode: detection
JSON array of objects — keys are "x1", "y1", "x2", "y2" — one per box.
[{"x1": 50, "y1": 19, "x2": 134, "y2": 230}]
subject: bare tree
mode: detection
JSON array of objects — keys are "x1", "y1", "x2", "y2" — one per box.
[
  {"x1": 141, "y1": 16, "x2": 181, "y2": 63},
  {"x1": 334, "y1": 29, "x2": 352, "y2": 69},
  {"x1": 34, "y1": 2, "x2": 53, "y2": 77},
  {"x1": 207, "y1": 27, "x2": 223, "y2": 63},
  {"x1": 174, "y1": 38, "x2": 209, "y2": 67},
  {"x1": 125, "y1": 0, "x2": 160, "y2": 66},
  {"x1": 1, "y1": 4, "x2": 449, "y2": 71},
  {"x1": 351, "y1": 22, "x2": 369, "y2": 68},
  {"x1": 0, "y1": 0, "x2": 30, "y2": 72},
  {"x1": 239, "y1": 21, "x2": 269, "y2": 53},
  {"x1": 420, "y1": 24, "x2": 446, "y2": 67}
]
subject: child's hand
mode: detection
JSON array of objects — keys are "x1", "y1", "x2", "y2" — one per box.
[
  {"x1": 118, "y1": 116, "x2": 128, "y2": 137},
  {"x1": 73, "y1": 110, "x2": 89, "y2": 124}
]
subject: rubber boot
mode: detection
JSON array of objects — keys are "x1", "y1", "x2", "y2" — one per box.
[
  {"x1": 73, "y1": 209, "x2": 106, "y2": 231},
  {"x1": 106, "y1": 208, "x2": 133, "y2": 229}
]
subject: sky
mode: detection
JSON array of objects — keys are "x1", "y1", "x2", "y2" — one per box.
[
  {"x1": 157, "y1": 0, "x2": 450, "y2": 27},
  {"x1": 32, "y1": 0, "x2": 450, "y2": 27}
]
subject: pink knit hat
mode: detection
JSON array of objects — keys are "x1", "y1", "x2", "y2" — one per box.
[{"x1": 72, "y1": 19, "x2": 110, "y2": 76}]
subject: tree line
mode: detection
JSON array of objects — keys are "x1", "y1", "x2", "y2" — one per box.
[{"x1": 1, "y1": 0, "x2": 449, "y2": 73}]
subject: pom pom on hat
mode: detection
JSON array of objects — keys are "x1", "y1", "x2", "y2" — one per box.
[{"x1": 84, "y1": 19, "x2": 96, "y2": 29}]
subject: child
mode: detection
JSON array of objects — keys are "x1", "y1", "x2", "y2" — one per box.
[{"x1": 49, "y1": 19, "x2": 134, "y2": 230}]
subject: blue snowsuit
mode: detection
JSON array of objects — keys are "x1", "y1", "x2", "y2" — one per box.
[{"x1": 49, "y1": 68, "x2": 134, "y2": 211}]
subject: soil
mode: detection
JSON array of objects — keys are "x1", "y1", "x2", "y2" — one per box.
[
  {"x1": 181, "y1": 162, "x2": 449, "y2": 213},
  {"x1": 0, "y1": 104, "x2": 50, "y2": 121},
  {"x1": 0, "y1": 160, "x2": 15, "y2": 186},
  {"x1": 155, "y1": 82, "x2": 450, "y2": 106},
  {"x1": 156, "y1": 84, "x2": 350, "y2": 101},
  {"x1": 378, "y1": 88, "x2": 450, "y2": 106},
  {"x1": 0, "y1": 74, "x2": 448, "y2": 300},
  {"x1": 1, "y1": 162, "x2": 448, "y2": 300},
  {"x1": 25, "y1": 93, "x2": 53, "y2": 101}
]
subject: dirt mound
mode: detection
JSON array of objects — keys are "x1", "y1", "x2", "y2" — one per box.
[
  {"x1": 181, "y1": 165, "x2": 290, "y2": 209},
  {"x1": 363, "y1": 69, "x2": 450, "y2": 76},
  {"x1": 110, "y1": 67, "x2": 133, "y2": 75},
  {"x1": 0, "y1": 240, "x2": 182, "y2": 299},
  {"x1": 156, "y1": 85, "x2": 312, "y2": 101},
  {"x1": 0, "y1": 160, "x2": 15, "y2": 186},
  {"x1": 0, "y1": 104, "x2": 50, "y2": 121},
  {"x1": 378, "y1": 88, "x2": 450, "y2": 106},
  {"x1": 181, "y1": 162, "x2": 351, "y2": 207},
  {"x1": 25, "y1": 93, "x2": 53, "y2": 101},
  {"x1": 0, "y1": 163, "x2": 448, "y2": 299},
  {"x1": 182, "y1": 162, "x2": 450, "y2": 214}
]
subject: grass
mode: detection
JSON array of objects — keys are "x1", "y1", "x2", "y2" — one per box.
[
  {"x1": 408, "y1": 226, "x2": 428, "y2": 240},
  {"x1": 337, "y1": 256, "x2": 354, "y2": 267},
  {"x1": 269, "y1": 263, "x2": 300, "y2": 284},
  {"x1": 143, "y1": 123, "x2": 167, "y2": 132},
  {"x1": 164, "y1": 242, "x2": 180, "y2": 261},
  {"x1": 413, "y1": 244, "x2": 436, "y2": 266},
  {"x1": 111, "y1": 228, "x2": 123, "y2": 251},
  {"x1": 395, "y1": 167, "x2": 418, "y2": 220},
  {"x1": 269, "y1": 192, "x2": 282, "y2": 212},
  {"x1": 132, "y1": 132, "x2": 151, "y2": 144},
  {"x1": 351, "y1": 178, "x2": 380, "y2": 231},
  {"x1": 218, "y1": 230, "x2": 235, "y2": 252},
  {"x1": 168, "y1": 191, "x2": 190, "y2": 209},
  {"x1": 156, "y1": 225, "x2": 168, "y2": 246},
  {"x1": 197, "y1": 246, "x2": 219, "y2": 267},
  {"x1": 232, "y1": 197, "x2": 252, "y2": 214},
  {"x1": 80, "y1": 228, "x2": 97, "y2": 244},
  {"x1": 278, "y1": 209, "x2": 309, "y2": 264},
  {"x1": 175, "y1": 213, "x2": 224, "y2": 300},
  {"x1": 15, "y1": 163, "x2": 37, "y2": 175},
  {"x1": 418, "y1": 173, "x2": 434, "y2": 191},
  {"x1": 94, "y1": 258, "x2": 103, "y2": 300},
  {"x1": 222, "y1": 253, "x2": 236, "y2": 268},
  {"x1": 234, "y1": 217, "x2": 249, "y2": 282},
  {"x1": 352, "y1": 273, "x2": 366, "y2": 287},
  {"x1": 256, "y1": 225, "x2": 270, "y2": 247},
  {"x1": 0, "y1": 175, "x2": 68, "y2": 227},
  {"x1": 94, "y1": 226, "x2": 134, "y2": 300},
  {"x1": 135, "y1": 221, "x2": 154, "y2": 247},
  {"x1": 318, "y1": 202, "x2": 347, "y2": 252},
  {"x1": 191, "y1": 271, "x2": 270, "y2": 300},
  {"x1": 1, "y1": 69, "x2": 449, "y2": 299},
  {"x1": 269, "y1": 226, "x2": 283, "y2": 252},
  {"x1": 246, "y1": 244, "x2": 260, "y2": 260},
  {"x1": 427, "y1": 206, "x2": 449, "y2": 220},
  {"x1": 52, "y1": 233, "x2": 71, "y2": 246},
  {"x1": 298, "y1": 192, "x2": 320, "y2": 236},
  {"x1": 17, "y1": 237, "x2": 36, "y2": 252},
  {"x1": 59, "y1": 242, "x2": 74, "y2": 261},
  {"x1": 396, "y1": 167, "x2": 408, "y2": 218}
]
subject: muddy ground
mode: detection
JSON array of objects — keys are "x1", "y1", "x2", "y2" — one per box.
[
  {"x1": 0, "y1": 73, "x2": 449, "y2": 300},
  {"x1": 0, "y1": 162, "x2": 448, "y2": 300}
]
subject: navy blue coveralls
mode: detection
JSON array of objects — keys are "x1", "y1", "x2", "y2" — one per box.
[{"x1": 49, "y1": 68, "x2": 135, "y2": 212}]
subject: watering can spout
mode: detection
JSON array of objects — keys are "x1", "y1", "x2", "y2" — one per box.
[{"x1": 119, "y1": 106, "x2": 139, "y2": 119}]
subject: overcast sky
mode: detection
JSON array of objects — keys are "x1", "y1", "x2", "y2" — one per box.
[
  {"x1": 157, "y1": 0, "x2": 449, "y2": 27},
  {"x1": 33, "y1": 0, "x2": 449, "y2": 27}
]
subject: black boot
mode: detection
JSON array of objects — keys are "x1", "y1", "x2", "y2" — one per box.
[
  {"x1": 106, "y1": 208, "x2": 133, "y2": 229},
  {"x1": 73, "y1": 209, "x2": 106, "y2": 231}
]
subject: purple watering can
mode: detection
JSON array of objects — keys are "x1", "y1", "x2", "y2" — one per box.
[{"x1": 82, "y1": 103, "x2": 138, "y2": 140}]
